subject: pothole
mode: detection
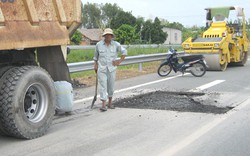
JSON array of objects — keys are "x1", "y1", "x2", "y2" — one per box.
[{"x1": 113, "y1": 91, "x2": 233, "y2": 114}]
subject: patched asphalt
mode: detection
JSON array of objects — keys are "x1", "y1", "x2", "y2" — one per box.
[{"x1": 113, "y1": 91, "x2": 233, "y2": 114}]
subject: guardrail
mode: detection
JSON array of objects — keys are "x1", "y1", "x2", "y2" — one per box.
[
  {"x1": 68, "y1": 44, "x2": 182, "y2": 50},
  {"x1": 68, "y1": 51, "x2": 184, "y2": 73},
  {"x1": 67, "y1": 44, "x2": 183, "y2": 73}
]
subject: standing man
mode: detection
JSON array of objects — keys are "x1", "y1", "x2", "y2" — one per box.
[{"x1": 93, "y1": 28, "x2": 127, "y2": 112}]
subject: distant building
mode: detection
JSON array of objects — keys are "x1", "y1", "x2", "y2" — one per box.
[
  {"x1": 162, "y1": 28, "x2": 182, "y2": 45},
  {"x1": 78, "y1": 28, "x2": 103, "y2": 45}
]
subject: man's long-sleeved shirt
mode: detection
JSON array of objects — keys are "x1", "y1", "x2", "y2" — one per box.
[{"x1": 93, "y1": 40, "x2": 127, "y2": 72}]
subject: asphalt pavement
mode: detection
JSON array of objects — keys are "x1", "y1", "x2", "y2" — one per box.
[{"x1": 1, "y1": 59, "x2": 250, "y2": 156}]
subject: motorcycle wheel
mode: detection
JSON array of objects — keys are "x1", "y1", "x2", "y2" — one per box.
[
  {"x1": 190, "y1": 62, "x2": 206, "y2": 77},
  {"x1": 157, "y1": 64, "x2": 172, "y2": 77}
]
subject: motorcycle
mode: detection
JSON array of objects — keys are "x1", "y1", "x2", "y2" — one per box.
[{"x1": 157, "y1": 48, "x2": 207, "y2": 77}]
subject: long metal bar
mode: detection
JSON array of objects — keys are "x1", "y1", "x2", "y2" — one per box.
[
  {"x1": 68, "y1": 44, "x2": 182, "y2": 50},
  {"x1": 68, "y1": 52, "x2": 184, "y2": 73}
]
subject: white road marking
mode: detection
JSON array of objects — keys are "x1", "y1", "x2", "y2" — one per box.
[
  {"x1": 159, "y1": 96, "x2": 250, "y2": 156},
  {"x1": 189, "y1": 80, "x2": 225, "y2": 92},
  {"x1": 159, "y1": 80, "x2": 235, "y2": 156},
  {"x1": 74, "y1": 74, "x2": 189, "y2": 104},
  {"x1": 115, "y1": 74, "x2": 189, "y2": 94},
  {"x1": 74, "y1": 96, "x2": 94, "y2": 104}
]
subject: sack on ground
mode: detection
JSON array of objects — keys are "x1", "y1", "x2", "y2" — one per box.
[{"x1": 54, "y1": 81, "x2": 74, "y2": 112}]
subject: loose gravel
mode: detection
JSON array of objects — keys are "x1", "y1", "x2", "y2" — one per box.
[{"x1": 113, "y1": 91, "x2": 233, "y2": 114}]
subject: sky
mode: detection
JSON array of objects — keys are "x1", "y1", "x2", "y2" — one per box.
[{"x1": 82, "y1": 0, "x2": 250, "y2": 27}]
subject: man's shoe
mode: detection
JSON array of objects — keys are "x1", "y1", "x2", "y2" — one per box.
[
  {"x1": 100, "y1": 107, "x2": 107, "y2": 112},
  {"x1": 108, "y1": 105, "x2": 115, "y2": 109}
]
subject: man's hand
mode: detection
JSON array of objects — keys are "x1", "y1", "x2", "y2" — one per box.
[
  {"x1": 112, "y1": 55, "x2": 126, "y2": 66},
  {"x1": 112, "y1": 59, "x2": 122, "y2": 66},
  {"x1": 94, "y1": 62, "x2": 98, "y2": 73}
]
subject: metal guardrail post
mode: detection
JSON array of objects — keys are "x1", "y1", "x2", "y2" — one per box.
[{"x1": 138, "y1": 63, "x2": 143, "y2": 72}]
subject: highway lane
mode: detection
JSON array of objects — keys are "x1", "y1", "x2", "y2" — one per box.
[
  {"x1": 0, "y1": 59, "x2": 250, "y2": 156},
  {"x1": 74, "y1": 59, "x2": 250, "y2": 110},
  {"x1": 170, "y1": 97, "x2": 250, "y2": 156}
]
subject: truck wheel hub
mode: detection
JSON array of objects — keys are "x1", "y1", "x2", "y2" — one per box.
[{"x1": 24, "y1": 84, "x2": 48, "y2": 123}]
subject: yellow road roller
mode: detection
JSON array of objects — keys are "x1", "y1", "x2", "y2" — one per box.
[{"x1": 182, "y1": 6, "x2": 249, "y2": 71}]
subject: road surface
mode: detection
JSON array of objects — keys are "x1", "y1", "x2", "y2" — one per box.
[{"x1": 1, "y1": 59, "x2": 250, "y2": 156}]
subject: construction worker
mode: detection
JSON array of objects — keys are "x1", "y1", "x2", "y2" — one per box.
[{"x1": 93, "y1": 28, "x2": 127, "y2": 112}]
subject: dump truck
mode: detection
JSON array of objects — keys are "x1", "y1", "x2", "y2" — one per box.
[
  {"x1": 182, "y1": 6, "x2": 249, "y2": 71},
  {"x1": 0, "y1": 0, "x2": 81, "y2": 139}
]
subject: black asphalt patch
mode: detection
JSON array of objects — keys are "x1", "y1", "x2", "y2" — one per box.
[{"x1": 113, "y1": 91, "x2": 233, "y2": 114}]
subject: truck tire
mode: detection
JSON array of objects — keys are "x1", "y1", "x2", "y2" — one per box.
[
  {"x1": 0, "y1": 66, "x2": 14, "y2": 78},
  {"x1": 0, "y1": 66, "x2": 56, "y2": 139},
  {"x1": 0, "y1": 66, "x2": 15, "y2": 135}
]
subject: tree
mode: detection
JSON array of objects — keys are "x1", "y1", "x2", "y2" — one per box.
[
  {"x1": 82, "y1": 3, "x2": 101, "y2": 28},
  {"x1": 81, "y1": 3, "x2": 123, "y2": 29},
  {"x1": 114, "y1": 24, "x2": 140, "y2": 44},
  {"x1": 151, "y1": 17, "x2": 167, "y2": 44},
  {"x1": 71, "y1": 30, "x2": 82, "y2": 45},
  {"x1": 101, "y1": 3, "x2": 123, "y2": 28},
  {"x1": 141, "y1": 19, "x2": 153, "y2": 43},
  {"x1": 141, "y1": 18, "x2": 167, "y2": 44},
  {"x1": 110, "y1": 11, "x2": 136, "y2": 29},
  {"x1": 134, "y1": 17, "x2": 145, "y2": 43}
]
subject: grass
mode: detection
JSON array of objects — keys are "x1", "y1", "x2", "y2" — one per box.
[
  {"x1": 67, "y1": 49, "x2": 94, "y2": 63},
  {"x1": 70, "y1": 63, "x2": 152, "y2": 79},
  {"x1": 67, "y1": 46, "x2": 183, "y2": 63}
]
